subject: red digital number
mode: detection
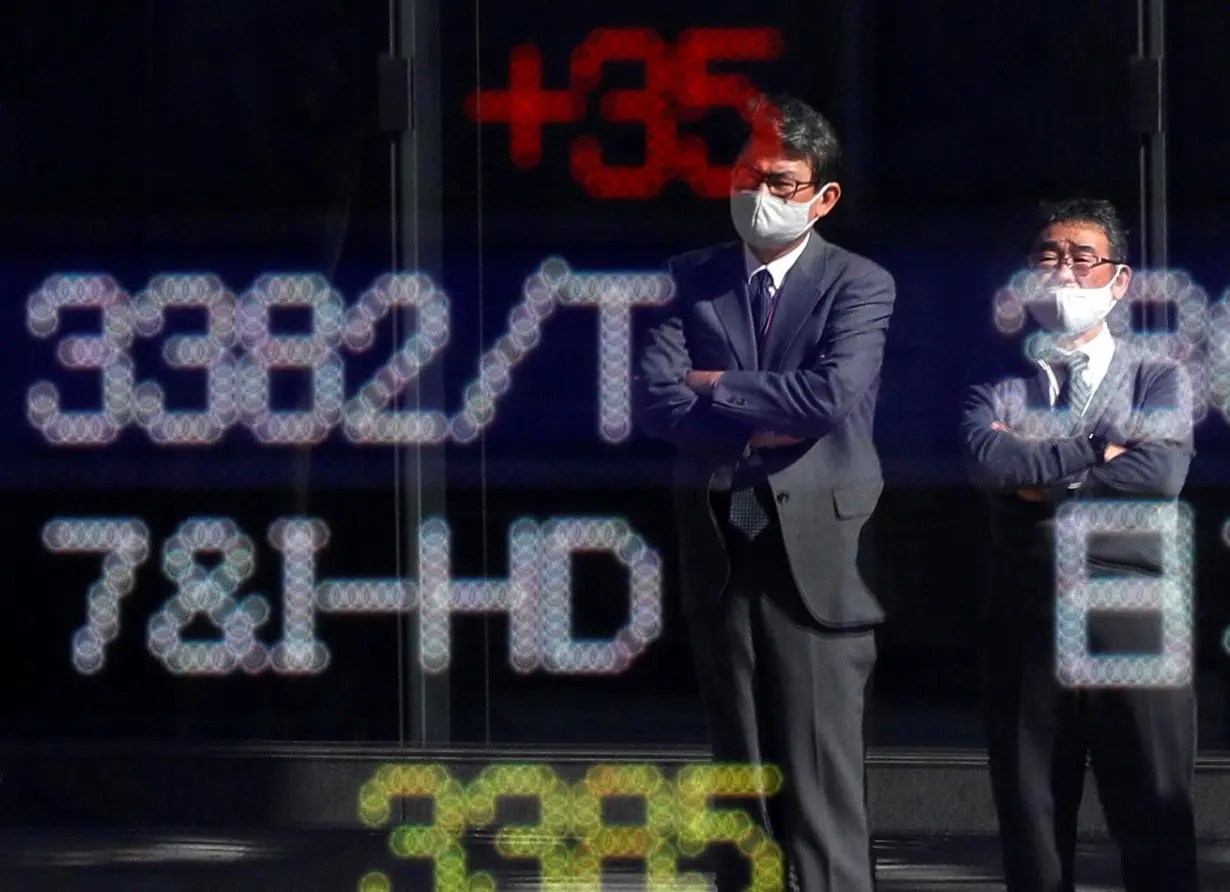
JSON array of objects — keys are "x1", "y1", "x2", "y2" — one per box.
[
  {"x1": 569, "y1": 28, "x2": 676, "y2": 199},
  {"x1": 466, "y1": 27, "x2": 784, "y2": 199},
  {"x1": 673, "y1": 27, "x2": 785, "y2": 198}
]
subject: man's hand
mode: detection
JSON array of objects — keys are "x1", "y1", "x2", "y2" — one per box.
[
  {"x1": 684, "y1": 370, "x2": 723, "y2": 397},
  {"x1": 1015, "y1": 486, "x2": 1046, "y2": 502},
  {"x1": 749, "y1": 431, "x2": 805, "y2": 449}
]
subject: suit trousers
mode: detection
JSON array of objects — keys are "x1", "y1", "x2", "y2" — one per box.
[
  {"x1": 689, "y1": 513, "x2": 877, "y2": 892},
  {"x1": 982, "y1": 608, "x2": 1198, "y2": 892}
]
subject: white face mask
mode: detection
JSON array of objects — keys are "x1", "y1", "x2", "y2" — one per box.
[
  {"x1": 730, "y1": 184, "x2": 831, "y2": 251},
  {"x1": 1026, "y1": 268, "x2": 1124, "y2": 335}
]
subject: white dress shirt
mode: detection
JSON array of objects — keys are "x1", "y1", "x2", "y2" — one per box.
[
  {"x1": 743, "y1": 232, "x2": 811, "y2": 297},
  {"x1": 1038, "y1": 324, "x2": 1116, "y2": 412}
]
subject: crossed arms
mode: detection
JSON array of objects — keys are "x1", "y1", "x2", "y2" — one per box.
[
  {"x1": 634, "y1": 263, "x2": 896, "y2": 462},
  {"x1": 960, "y1": 363, "x2": 1193, "y2": 501}
]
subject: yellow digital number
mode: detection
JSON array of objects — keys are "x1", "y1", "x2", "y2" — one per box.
[
  {"x1": 358, "y1": 763, "x2": 477, "y2": 892},
  {"x1": 675, "y1": 763, "x2": 785, "y2": 891}
]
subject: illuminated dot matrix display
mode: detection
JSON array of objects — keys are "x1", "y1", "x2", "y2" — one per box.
[{"x1": 46, "y1": 515, "x2": 663, "y2": 678}]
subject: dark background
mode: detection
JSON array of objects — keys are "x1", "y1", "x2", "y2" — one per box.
[{"x1": 3, "y1": 0, "x2": 1230, "y2": 749}]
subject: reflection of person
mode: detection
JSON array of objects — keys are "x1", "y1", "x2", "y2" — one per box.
[
  {"x1": 961, "y1": 198, "x2": 1198, "y2": 891},
  {"x1": 634, "y1": 94, "x2": 895, "y2": 892}
]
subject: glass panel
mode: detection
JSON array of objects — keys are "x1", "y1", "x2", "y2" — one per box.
[
  {"x1": 862, "y1": 0, "x2": 1143, "y2": 745},
  {"x1": 438, "y1": 1, "x2": 808, "y2": 747},
  {"x1": 10, "y1": 0, "x2": 1226, "y2": 885},
  {"x1": 4, "y1": 0, "x2": 411, "y2": 743},
  {"x1": 437, "y1": 0, "x2": 1148, "y2": 748},
  {"x1": 1168, "y1": 0, "x2": 1230, "y2": 749}
]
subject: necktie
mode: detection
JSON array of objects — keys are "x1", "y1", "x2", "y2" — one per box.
[
  {"x1": 728, "y1": 466, "x2": 770, "y2": 540},
  {"x1": 1063, "y1": 352, "x2": 1092, "y2": 415},
  {"x1": 728, "y1": 269, "x2": 775, "y2": 540},
  {"x1": 749, "y1": 268, "x2": 774, "y2": 342}
]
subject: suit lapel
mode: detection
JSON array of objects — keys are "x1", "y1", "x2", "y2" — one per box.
[
  {"x1": 1019, "y1": 333, "x2": 1058, "y2": 410},
  {"x1": 1079, "y1": 341, "x2": 1132, "y2": 433},
  {"x1": 1012, "y1": 357, "x2": 1055, "y2": 435},
  {"x1": 761, "y1": 236, "x2": 830, "y2": 370},
  {"x1": 708, "y1": 245, "x2": 757, "y2": 370},
  {"x1": 1027, "y1": 363, "x2": 1052, "y2": 410}
]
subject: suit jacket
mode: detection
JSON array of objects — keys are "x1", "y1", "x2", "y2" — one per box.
[
  {"x1": 961, "y1": 338, "x2": 1194, "y2": 613},
  {"x1": 633, "y1": 235, "x2": 896, "y2": 628}
]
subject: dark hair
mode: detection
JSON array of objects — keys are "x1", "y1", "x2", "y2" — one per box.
[
  {"x1": 1035, "y1": 198, "x2": 1130, "y2": 262},
  {"x1": 748, "y1": 93, "x2": 842, "y2": 184}
]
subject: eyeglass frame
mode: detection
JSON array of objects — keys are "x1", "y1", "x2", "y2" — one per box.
[
  {"x1": 730, "y1": 162, "x2": 821, "y2": 200},
  {"x1": 1025, "y1": 252, "x2": 1126, "y2": 278}
]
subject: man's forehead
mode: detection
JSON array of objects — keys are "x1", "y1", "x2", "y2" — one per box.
[
  {"x1": 1033, "y1": 221, "x2": 1110, "y2": 252},
  {"x1": 741, "y1": 140, "x2": 812, "y2": 174}
]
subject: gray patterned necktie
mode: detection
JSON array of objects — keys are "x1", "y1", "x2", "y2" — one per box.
[
  {"x1": 728, "y1": 269, "x2": 775, "y2": 540},
  {"x1": 1063, "y1": 352, "x2": 1092, "y2": 415}
]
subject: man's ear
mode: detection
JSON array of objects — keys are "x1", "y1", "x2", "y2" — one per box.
[
  {"x1": 810, "y1": 182, "x2": 841, "y2": 221},
  {"x1": 1111, "y1": 265, "x2": 1132, "y2": 300}
]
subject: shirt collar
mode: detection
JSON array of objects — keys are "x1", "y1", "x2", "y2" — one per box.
[
  {"x1": 743, "y1": 232, "x2": 811, "y2": 289},
  {"x1": 1051, "y1": 324, "x2": 1115, "y2": 369},
  {"x1": 1035, "y1": 325, "x2": 1116, "y2": 399}
]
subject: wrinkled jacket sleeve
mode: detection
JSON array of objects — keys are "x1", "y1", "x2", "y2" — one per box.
[
  {"x1": 961, "y1": 377, "x2": 1100, "y2": 492},
  {"x1": 1077, "y1": 362, "x2": 1194, "y2": 499},
  {"x1": 633, "y1": 260, "x2": 750, "y2": 465},
  {"x1": 707, "y1": 266, "x2": 895, "y2": 440}
]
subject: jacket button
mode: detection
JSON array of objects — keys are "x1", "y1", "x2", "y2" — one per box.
[{"x1": 776, "y1": 492, "x2": 790, "y2": 506}]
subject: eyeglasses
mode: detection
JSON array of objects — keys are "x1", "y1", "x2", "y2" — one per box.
[
  {"x1": 731, "y1": 163, "x2": 817, "y2": 200},
  {"x1": 1026, "y1": 252, "x2": 1122, "y2": 279}
]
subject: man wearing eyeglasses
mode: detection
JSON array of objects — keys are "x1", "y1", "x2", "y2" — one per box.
[
  {"x1": 634, "y1": 94, "x2": 895, "y2": 892},
  {"x1": 961, "y1": 198, "x2": 1197, "y2": 891}
]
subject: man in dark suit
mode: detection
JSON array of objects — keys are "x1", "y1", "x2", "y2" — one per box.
[
  {"x1": 961, "y1": 198, "x2": 1198, "y2": 892},
  {"x1": 634, "y1": 95, "x2": 895, "y2": 892}
]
